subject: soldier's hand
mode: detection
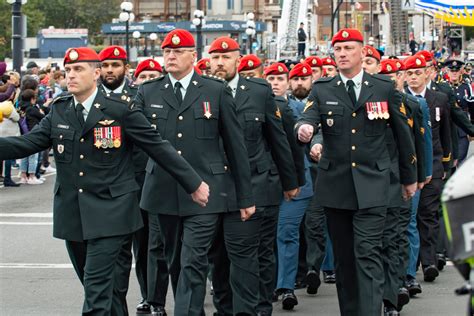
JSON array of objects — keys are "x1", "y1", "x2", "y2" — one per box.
[
  {"x1": 424, "y1": 176, "x2": 432, "y2": 185},
  {"x1": 297, "y1": 124, "x2": 314, "y2": 143},
  {"x1": 402, "y1": 182, "x2": 417, "y2": 201},
  {"x1": 284, "y1": 188, "x2": 299, "y2": 201},
  {"x1": 191, "y1": 181, "x2": 209, "y2": 207},
  {"x1": 310, "y1": 143, "x2": 323, "y2": 162},
  {"x1": 240, "y1": 206, "x2": 256, "y2": 221},
  {"x1": 417, "y1": 182, "x2": 425, "y2": 190}
]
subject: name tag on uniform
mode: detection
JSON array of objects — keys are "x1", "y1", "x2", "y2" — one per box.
[
  {"x1": 435, "y1": 107, "x2": 441, "y2": 121},
  {"x1": 151, "y1": 104, "x2": 164, "y2": 108},
  {"x1": 326, "y1": 101, "x2": 338, "y2": 105},
  {"x1": 57, "y1": 124, "x2": 69, "y2": 129}
]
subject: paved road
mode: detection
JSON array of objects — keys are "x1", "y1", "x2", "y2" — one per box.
[{"x1": 0, "y1": 167, "x2": 469, "y2": 315}]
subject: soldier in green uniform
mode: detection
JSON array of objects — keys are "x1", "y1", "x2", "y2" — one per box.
[
  {"x1": 98, "y1": 45, "x2": 150, "y2": 315},
  {"x1": 0, "y1": 47, "x2": 209, "y2": 316},
  {"x1": 135, "y1": 29, "x2": 255, "y2": 316},
  {"x1": 296, "y1": 29, "x2": 417, "y2": 316},
  {"x1": 207, "y1": 36, "x2": 298, "y2": 316}
]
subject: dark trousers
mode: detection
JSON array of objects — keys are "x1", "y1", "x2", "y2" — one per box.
[
  {"x1": 382, "y1": 207, "x2": 401, "y2": 306},
  {"x1": 397, "y1": 206, "x2": 411, "y2": 287},
  {"x1": 158, "y1": 213, "x2": 220, "y2": 316},
  {"x1": 297, "y1": 43, "x2": 306, "y2": 57},
  {"x1": 132, "y1": 172, "x2": 148, "y2": 301},
  {"x1": 257, "y1": 206, "x2": 279, "y2": 314},
  {"x1": 147, "y1": 214, "x2": 169, "y2": 307},
  {"x1": 304, "y1": 195, "x2": 327, "y2": 272},
  {"x1": 212, "y1": 209, "x2": 263, "y2": 315},
  {"x1": 417, "y1": 178, "x2": 443, "y2": 266},
  {"x1": 65, "y1": 234, "x2": 132, "y2": 316},
  {"x1": 326, "y1": 207, "x2": 387, "y2": 316}
]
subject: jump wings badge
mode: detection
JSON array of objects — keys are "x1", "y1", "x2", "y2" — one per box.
[{"x1": 203, "y1": 102, "x2": 212, "y2": 119}]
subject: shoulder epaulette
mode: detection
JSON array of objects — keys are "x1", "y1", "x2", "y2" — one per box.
[
  {"x1": 51, "y1": 94, "x2": 73, "y2": 105},
  {"x1": 201, "y1": 74, "x2": 226, "y2": 83},
  {"x1": 371, "y1": 73, "x2": 392, "y2": 83},
  {"x1": 314, "y1": 76, "x2": 334, "y2": 83},
  {"x1": 274, "y1": 95, "x2": 287, "y2": 103},
  {"x1": 104, "y1": 94, "x2": 129, "y2": 105},
  {"x1": 141, "y1": 76, "x2": 165, "y2": 85},
  {"x1": 246, "y1": 77, "x2": 269, "y2": 86}
]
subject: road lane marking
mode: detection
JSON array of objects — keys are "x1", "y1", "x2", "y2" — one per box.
[
  {"x1": 0, "y1": 213, "x2": 53, "y2": 218},
  {"x1": 0, "y1": 263, "x2": 137, "y2": 268},
  {"x1": 0, "y1": 172, "x2": 56, "y2": 189},
  {"x1": 0, "y1": 222, "x2": 52, "y2": 225}
]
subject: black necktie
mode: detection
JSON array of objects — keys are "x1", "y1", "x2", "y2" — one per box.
[
  {"x1": 76, "y1": 103, "x2": 85, "y2": 127},
  {"x1": 415, "y1": 94, "x2": 423, "y2": 99},
  {"x1": 346, "y1": 80, "x2": 357, "y2": 106},
  {"x1": 174, "y1": 82, "x2": 183, "y2": 105}
]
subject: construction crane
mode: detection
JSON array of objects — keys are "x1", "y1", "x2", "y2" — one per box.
[{"x1": 277, "y1": 0, "x2": 309, "y2": 60}]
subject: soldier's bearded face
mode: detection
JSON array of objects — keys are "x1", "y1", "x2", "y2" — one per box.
[
  {"x1": 265, "y1": 74, "x2": 289, "y2": 97},
  {"x1": 100, "y1": 60, "x2": 128, "y2": 90},
  {"x1": 290, "y1": 76, "x2": 312, "y2": 99},
  {"x1": 65, "y1": 62, "x2": 100, "y2": 100},
  {"x1": 209, "y1": 51, "x2": 240, "y2": 81},
  {"x1": 333, "y1": 42, "x2": 364, "y2": 72}
]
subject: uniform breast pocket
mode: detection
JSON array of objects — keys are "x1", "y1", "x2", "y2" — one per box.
[
  {"x1": 320, "y1": 106, "x2": 343, "y2": 135},
  {"x1": 364, "y1": 119, "x2": 386, "y2": 136},
  {"x1": 244, "y1": 112, "x2": 265, "y2": 141},
  {"x1": 51, "y1": 128, "x2": 75, "y2": 163},
  {"x1": 194, "y1": 107, "x2": 219, "y2": 139},
  {"x1": 145, "y1": 108, "x2": 168, "y2": 134}
]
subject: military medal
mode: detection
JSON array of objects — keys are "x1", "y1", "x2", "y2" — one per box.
[
  {"x1": 380, "y1": 102, "x2": 390, "y2": 119},
  {"x1": 366, "y1": 102, "x2": 375, "y2": 120},
  {"x1": 203, "y1": 101, "x2": 212, "y2": 119},
  {"x1": 111, "y1": 126, "x2": 122, "y2": 148},
  {"x1": 435, "y1": 107, "x2": 441, "y2": 121}
]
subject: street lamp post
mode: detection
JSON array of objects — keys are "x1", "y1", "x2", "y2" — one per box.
[
  {"x1": 149, "y1": 33, "x2": 158, "y2": 57},
  {"x1": 132, "y1": 31, "x2": 140, "y2": 58},
  {"x1": 192, "y1": 10, "x2": 206, "y2": 60},
  {"x1": 245, "y1": 13, "x2": 256, "y2": 54},
  {"x1": 119, "y1": 1, "x2": 135, "y2": 62},
  {"x1": 7, "y1": 0, "x2": 27, "y2": 72}
]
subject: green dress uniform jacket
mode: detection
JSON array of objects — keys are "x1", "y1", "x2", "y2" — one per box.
[
  {"x1": 0, "y1": 91, "x2": 202, "y2": 241},
  {"x1": 297, "y1": 73, "x2": 417, "y2": 210},
  {"x1": 227, "y1": 77, "x2": 298, "y2": 209},
  {"x1": 136, "y1": 72, "x2": 254, "y2": 216}
]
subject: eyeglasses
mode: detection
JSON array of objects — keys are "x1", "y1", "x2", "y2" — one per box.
[{"x1": 163, "y1": 49, "x2": 195, "y2": 56}]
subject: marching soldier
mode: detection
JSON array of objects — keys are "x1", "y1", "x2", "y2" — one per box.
[
  {"x1": 362, "y1": 45, "x2": 381, "y2": 75},
  {"x1": 134, "y1": 58, "x2": 163, "y2": 84},
  {"x1": 304, "y1": 56, "x2": 323, "y2": 82},
  {"x1": 404, "y1": 55, "x2": 452, "y2": 283},
  {"x1": 238, "y1": 54, "x2": 264, "y2": 78},
  {"x1": 0, "y1": 47, "x2": 208, "y2": 316},
  {"x1": 321, "y1": 56, "x2": 338, "y2": 77},
  {"x1": 296, "y1": 29, "x2": 417, "y2": 316},
  {"x1": 135, "y1": 29, "x2": 255, "y2": 316},
  {"x1": 445, "y1": 59, "x2": 474, "y2": 164},
  {"x1": 208, "y1": 36, "x2": 298, "y2": 316},
  {"x1": 98, "y1": 45, "x2": 151, "y2": 314},
  {"x1": 195, "y1": 57, "x2": 211, "y2": 76}
]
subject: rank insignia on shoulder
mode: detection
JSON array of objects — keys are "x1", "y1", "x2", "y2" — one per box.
[
  {"x1": 303, "y1": 100, "x2": 314, "y2": 112},
  {"x1": 98, "y1": 120, "x2": 115, "y2": 126},
  {"x1": 275, "y1": 107, "x2": 281, "y2": 118}
]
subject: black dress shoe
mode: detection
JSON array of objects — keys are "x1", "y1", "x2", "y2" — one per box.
[
  {"x1": 405, "y1": 277, "x2": 422, "y2": 297},
  {"x1": 384, "y1": 306, "x2": 400, "y2": 316},
  {"x1": 397, "y1": 287, "x2": 410, "y2": 311},
  {"x1": 437, "y1": 253, "x2": 447, "y2": 271},
  {"x1": 294, "y1": 279, "x2": 307, "y2": 289},
  {"x1": 323, "y1": 271, "x2": 336, "y2": 284},
  {"x1": 423, "y1": 265, "x2": 439, "y2": 282},
  {"x1": 136, "y1": 299, "x2": 150, "y2": 314},
  {"x1": 3, "y1": 179, "x2": 20, "y2": 187},
  {"x1": 272, "y1": 288, "x2": 283, "y2": 302},
  {"x1": 305, "y1": 270, "x2": 321, "y2": 295},
  {"x1": 151, "y1": 305, "x2": 167, "y2": 316},
  {"x1": 282, "y1": 290, "x2": 298, "y2": 310}
]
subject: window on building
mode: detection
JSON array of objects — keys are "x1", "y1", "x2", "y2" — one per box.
[
  {"x1": 208, "y1": 0, "x2": 212, "y2": 10},
  {"x1": 227, "y1": 0, "x2": 234, "y2": 10}
]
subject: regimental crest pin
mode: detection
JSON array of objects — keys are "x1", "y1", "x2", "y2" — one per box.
[
  {"x1": 326, "y1": 118, "x2": 334, "y2": 127},
  {"x1": 94, "y1": 103, "x2": 101, "y2": 108},
  {"x1": 57, "y1": 144, "x2": 64, "y2": 154}
]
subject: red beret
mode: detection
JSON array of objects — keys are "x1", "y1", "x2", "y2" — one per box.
[
  {"x1": 196, "y1": 58, "x2": 210, "y2": 70},
  {"x1": 194, "y1": 66, "x2": 203, "y2": 75},
  {"x1": 289, "y1": 62, "x2": 312, "y2": 79},
  {"x1": 415, "y1": 50, "x2": 433, "y2": 63},
  {"x1": 134, "y1": 58, "x2": 162, "y2": 77},
  {"x1": 264, "y1": 62, "x2": 289, "y2": 76},
  {"x1": 209, "y1": 36, "x2": 240, "y2": 54},
  {"x1": 99, "y1": 45, "x2": 127, "y2": 61},
  {"x1": 161, "y1": 29, "x2": 195, "y2": 49},
  {"x1": 238, "y1": 54, "x2": 262, "y2": 72},
  {"x1": 379, "y1": 59, "x2": 398, "y2": 74},
  {"x1": 404, "y1": 56, "x2": 427, "y2": 70},
  {"x1": 322, "y1": 57, "x2": 336, "y2": 67},
  {"x1": 305, "y1": 56, "x2": 322, "y2": 68},
  {"x1": 332, "y1": 28, "x2": 364, "y2": 46},
  {"x1": 364, "y1": 45, "x2": 381, "y2": 61},
  {"x1": 63, "y1": 47, "x2": 100, "y2": 65},
  {"x1": 393, "y1": 59, "x2": 405, "y2": 71}
]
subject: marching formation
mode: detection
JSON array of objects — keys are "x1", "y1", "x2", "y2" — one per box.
[{"x1": 0, "y1": 27, "x2": 473, "y2": 316}]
